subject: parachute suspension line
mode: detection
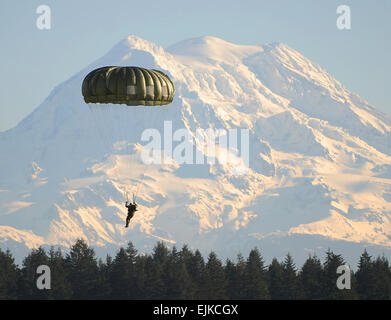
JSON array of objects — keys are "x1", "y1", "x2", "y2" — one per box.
[
  {"x1": 134, "y1": 179, "x2": 142, "y2": 203},
  {"x1": 90, "y1": 105, "x2": 131, "y2": 190},
  {"x1": 132, "y1": 104, "x2": 162, "y2": 202},
  {"x1": 106, "y1": 105, "x2": 121, "y2": 154},
  {"x1": 88, "y1": 104, "x2": 112, "y2": 160},
  {"x1": 94, "y1": 105, "x2": 113, "y2": 155},
  {"x1": 122, "y1": 105, "x2": 146, "y2": 203},
  {"x1": 116, "y1": 105, "x2": 128, "y2": 151},
  {"x1": 124, "y1": 105, "x2": 134, "y2": 187},
  {"x1": 131, "y1": 163, "x2": 148, "y2": 203},
  {"x1": 82, "y1": 66, "x2": 175, "y2": 205},
  {"x1": 132, "y1": 104, "x2": 168, "y2": 201},
  {"x1": 105, "y1": 105, "x2": 122, "y2": 155},
  {"x1": 113, "y1": 105, "x2": 132, "y2": 197}
]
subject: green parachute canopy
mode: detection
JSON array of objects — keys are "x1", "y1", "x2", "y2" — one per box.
[{"x1": 82, "y1": 66, "x2": 175, "y2": 106}]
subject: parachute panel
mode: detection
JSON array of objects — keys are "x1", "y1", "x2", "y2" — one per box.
[{"x1": 82, "y1": 66, "x2": 175, "y2": 106}]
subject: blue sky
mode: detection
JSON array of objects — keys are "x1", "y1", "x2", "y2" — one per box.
[{"x1": 0, "y1": 0, "x2": 390, "y2": 131}]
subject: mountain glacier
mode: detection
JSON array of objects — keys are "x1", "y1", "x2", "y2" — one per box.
[{"x1": 1, "y1": 35, "x2": 391, "y2": 266}]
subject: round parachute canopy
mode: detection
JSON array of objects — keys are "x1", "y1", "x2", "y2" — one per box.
[{"x1": 82, "y1": 66, "x2": 175, "y2": 106}]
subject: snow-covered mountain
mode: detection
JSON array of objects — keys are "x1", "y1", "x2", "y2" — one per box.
[{"x1": 1, "y1": 35, "x2": 391, "y2": 266}]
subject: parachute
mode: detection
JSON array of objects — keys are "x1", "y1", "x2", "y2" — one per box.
[
  {"x1": 82, "y1": 66, "x2": 175, "y2": 106},
  {"x1": 81, "y1": 66, "x2": 175, "y2": 200}
]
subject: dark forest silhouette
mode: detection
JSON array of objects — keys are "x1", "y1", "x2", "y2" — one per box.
[{"x1": 0, "y1": 239, "x2": 390, "y2": 300}]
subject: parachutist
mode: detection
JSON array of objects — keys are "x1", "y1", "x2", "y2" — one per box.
[
  {"x1": 125, "y1": 200, "x2": 138, "y2": 228},
  {"x1": 82, "y1": 66, "x2": 173, "y2": 230}
]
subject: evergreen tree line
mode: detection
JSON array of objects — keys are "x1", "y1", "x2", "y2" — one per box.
[{"x1": 0, "y1": 239, "x2": 390, "y2": 300}]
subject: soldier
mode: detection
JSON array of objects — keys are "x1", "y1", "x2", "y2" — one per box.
[{"x1": 125, "y1": 200, "x2": 138, "y2": 228}]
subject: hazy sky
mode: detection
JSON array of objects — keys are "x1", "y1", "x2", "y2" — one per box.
[{"x1": 0, "y1": 0, "x2": 390, "y2": 131}]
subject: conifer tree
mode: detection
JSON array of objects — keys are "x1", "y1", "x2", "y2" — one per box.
[
  {"x1": 203, "y1": 252, "x2": 227, "y2": 299},
  {"x1": 280, "y1": 253, "x2": 302, "y2": 299},
  {"x1": 225, "y1": 259, "x2": 237, "y2": 299},
  {"x1": 0, "y1": 248, "x2": 19, "y2": 300},
  {"x1": 244, "y1": 248, "x2": 270, "y2": 299},
  {"x1": 96, "y1": 256, "x2": 112, "y2": 299},
  {"x1": 267, "y1": 258, "x2": 284, "y2": 299},
  {"x1": 225, "y1": 254, "x2": 247, "y2": 299},
  {"x1": 153, "y1": 242, "x2": 170, "y2": 265},
  {"x1": 234, "y1": 254, "x2": 247, "y2": 299},
  {"x1": 356, "y1": 251, "x2": 391, "y2": 300},
  {"x1": 141, "y1": 242, "x2": 172, "y2": 299},
  {"x1": 186, "y1": 249, "x2": 205, "y2": 299},
  {"x1": 125, "y1": 242, "x2": 138, "y2": 265},
  {"x1": 355, "y1": 250, "x2": 377, "y2": 299},
  {"x1": 322, "y1": 249, "x2": 356, "y2": 299},
  {"x1": 144, "y1": 255, "x2": 166, "y2": 299},
  {"x1": 371, "y1": 256, "x2": 391, "y2": 299},
  {"x1": 110, "y1": 247, "x2": 133, "y2": 299},
  {"x1": 125, "y1": 242, "x2": 138, "y2": 298},
  {"x1": 165, "y1": 246, "x2": 195, "y2": 299},
  {"x1": 150, "y1": 242, "x2": 171, "y2": 298},
  {"x1": 133, "y1": 254, "x2": 148, "y2": 299},
  {"x1": 300, "y1": 254, "x2": 323, "y2": 299},
  {"x1": 47, "y1": 247, "x2": 72, "y2": 299},
  {"x1": 65, "y1": 239, "x2": 99, "y2": 299},
  {"x1": 179, "y1": 245, "x2": 193, "y2": 264},
  {"x1": 19, "y1": 247, "x2": 50, "y2": 299}
]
